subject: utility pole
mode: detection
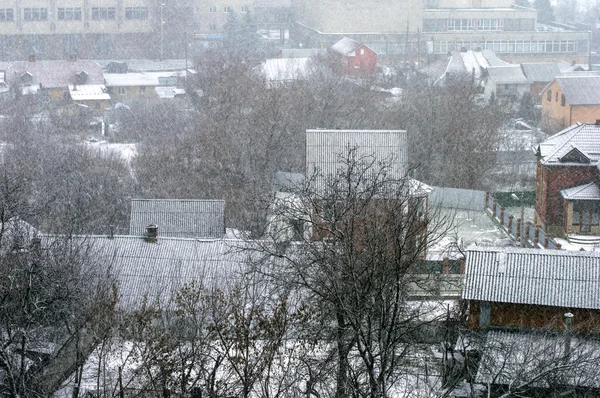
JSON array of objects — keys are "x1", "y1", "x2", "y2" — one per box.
[{"x1": 160, "y1": 2, "x2": 165, "y2": 60}]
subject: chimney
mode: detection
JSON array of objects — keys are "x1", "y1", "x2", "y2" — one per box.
[
  {"x1": 595, "y1": 119, "x2": 600, "y2": 125},
  {"x1": 108, "y1": 225, "x2": 114, "y2": 240},
  {"x1": 564, "y1": 312, "x2": 574, "y2": 361},
  {"x1": 145, "y1": 224, "x2": 158, "y2": 243},
  {"x1": 28, "y1": 54, "x2": 36, "y2": 62}
]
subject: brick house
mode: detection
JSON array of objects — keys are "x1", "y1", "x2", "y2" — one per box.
[
  {"x1": 464, "y1": 247, "x2": 600, "y2": 333},
  {"x1": 540, "y1": 75, "x2": 600, "y2": 133},
  {"x1": 329, "y1": 37, "x2": 377, "y2": 77},
  {"x1": 462, "y1": 247, "x2": 600, "y2": 394},
  {"x1": 534, "y1": 122, "x2": 600, "y2": 237}
]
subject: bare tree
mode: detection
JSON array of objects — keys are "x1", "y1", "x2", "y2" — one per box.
[{"x1": 247, "y1": 148, "x2": 453, "y2": 397}]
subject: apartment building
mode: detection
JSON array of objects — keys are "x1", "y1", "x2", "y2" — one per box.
[
  {"x1": 0, "y1": 0, "x2": 290, "y2": 59},
  {"x1": 0, "y1": 1, "x2": 157, "y2": 59},
  {"x1": 292, "y1": 0, "x2": 591, "y2": 64}
]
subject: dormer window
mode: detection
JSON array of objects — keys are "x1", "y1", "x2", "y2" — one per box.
[
  {"x1": 76, "y1": 70, "x2": 88, "y2": 84},
  {"x1": 21, "y1": 72, "x2": 33, "y2": 85},
  {"x1": 560, "y1": 147, "x2": 590, "y2": 164}
]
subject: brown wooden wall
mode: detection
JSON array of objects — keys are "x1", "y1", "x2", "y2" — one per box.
[{"x1": 469, "y1": 300, "x2": 600, "y2": 333}]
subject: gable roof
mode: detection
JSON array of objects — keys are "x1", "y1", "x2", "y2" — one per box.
[
  {"x1": 521, "y1": 62, "x2": 561, "y2": 82},
  {"x1": 463, "y1": 247, "x2": 600, "y2": 309},
  {"x1": 561, "y1": 182, "x2": 600, "y2": 200},
  {"x1": 537, "y1": 123, "x2": 600, "y2": 166},
  {"x1": 306, "y1": 129, "x2": 407, "y2": 193},
  {"x1": 486, "y1": 65, "x2": 529, "y2": 84},
  {"x1": 552, "y1": 76, "x2": 600, "y2": 105},
  {"x1": 65, "y1": 235, "x2": 247, "y2": 310},
  {"x1": 129, "y1": 199, "x2": 225, "y2": 238},
  {"x1": 5, "y1": 60, "x2": 104, "y2": 88},
  {"x1": 330, "y1": 37, "x2": 363, "y2": 56}
]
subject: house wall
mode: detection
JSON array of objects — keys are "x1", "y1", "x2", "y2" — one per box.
[
  {"x1": 534, "y1": 162, "x2": 598, "y2": 233},
  {"x1": 541, "y1": 80, "x2": 600, "y2": 133},
  {"x1": 469, "y1": 300, "x2": 600, "y2": 333},
  {"x1": 530, "y1": 81, "x2": 548, "y2": 100},
  {"x1": 108, "y1": 85, "x2": 158, "y2": 101},
  {"x1": 340, "y1": 44, "x2": 377, "y2": 77}
]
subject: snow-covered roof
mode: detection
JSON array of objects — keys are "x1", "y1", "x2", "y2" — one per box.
[
  {"x1": 69, "y1": 84, "x2": 111, "y2": 101},
  {"x1": 537, "y1": 123, "x2": 600, "y2": 166},
  {"x1": 330, "y1": 37, "x2": 362, "y2": 56},
  {"x1": 104, "y1": 71, "x2": 183, "y2": 87},
  {"x1": 486, "y1": 65, "x2": 528, "y2": 84},
  {"x1": 561, "y1": 182, "x2": 600, "y2": 201},
  {"x1": 258, "y1": 58, "x2": 312, "y2": 82},
  {"x1": 464, "y1": 246, "x2": 600, "y2": 309},
  {"x1": 481, "y1": 49, "x2": 511, "y2": 66},
  {"x1": 551, "y1": 75, "x2": 600, "y2": 105},
  {"x1": 96, "y1": 59, "x2": 188, "y2": 72},
  {"x1": 155, "y1": 86, "x2": 186, "y2": 99},
  {"x1": 521, "y1": 62, "x2": 561, "y2": 82},
  {"x1": 5, "y1": 59, "x2": 104, "y2": 88}
]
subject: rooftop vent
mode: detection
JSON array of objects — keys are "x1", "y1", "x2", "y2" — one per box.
[{"x1": 145, "y1": 224, "x2": 158, "y2": 243}]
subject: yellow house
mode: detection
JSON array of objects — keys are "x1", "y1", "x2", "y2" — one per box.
[
  {"x1": 104, "y1": 71, "x2": 184, "y2": 101},
  {"x1": 540, "y1": 76, "x2": 600, "y2": 133}
]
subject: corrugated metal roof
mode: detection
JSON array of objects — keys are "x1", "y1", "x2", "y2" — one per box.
[
  {"x1": 537, "y1": 123, "x2": 600, "y2": 166},
  {"x1": 486, "y1": 65, "x2": 529, "y2": 84},
  {"x1": 463, "y1": 247, "x2": 600, "y2": 309},
  {"x1": 330, "y1": 37, "x2": 362, "y2": 56},
  {"x1": 561, "y1": 182, "x2": 600, "y2": 200},
  {"x1": 5, "y1": 60, "x2": 104, "y2": 88},
  {"x1": 66, "y1": 235, "x2": 248, "y2": 310},
  {"x1": 306, "y1": 129, "x2": 407, "y2": 193},
  {"x1": 476, "y1": 329, "x2": 600, "y2": 388},
  {"x1": 521, "y1": 62, "x2": 561, "y2": 82},
  {"x1": 129, "y1": 199, "x2": 225, "y2": 238},
  {"x1": 556, "y1": 75, "x2": 600, "y2": 105}
]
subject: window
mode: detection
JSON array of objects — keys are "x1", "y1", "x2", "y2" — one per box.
[
  {"x1": 360, "y1": 48, "x2": 364, "y2": 55},
  {"x1": 478, "y1": 19, "x2": 503, "y2": 31},
  {"x1": 209, "y1": 6, "x2": 217, "y2": 12},
  {"x1": 209, "y1": 22, "x2": 217, "y2": 30},
  {"x1": 58, "y1": 7, "x2": 82, "y2": 21},
  {"x1": 117, "y1": 87, "x2": 126, "y2": 95},
  {"x1": 92, "y1": 7, "x2": 116, "y2": 20},
  {"x1": 0, "y1": 9, "x2": 14, "y2": 22},
  {"x1": 125, "y1": 7, "x2": 148, "y2": 20},
  {"x1": 556, "y1": 92, "x2": 559, "y2": 102},
  {"x1": 547, "y1": 90, "x2": 552, "y2": 102},
  {"x1": 447, "y1": 19, "x2": 473, "y2": 31},
  {"x1": 223, "y1": 6, "x2": 233, "y2": 13},
  {"x1": 241, "y1": 5, "x2": 248, "y2": 13},
  {"x1": 23, "y1": 8, "x2": 47, "y2": 21},
  {"x1": 561, "y1": 94, "x2": 566, "y2": 107}
]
